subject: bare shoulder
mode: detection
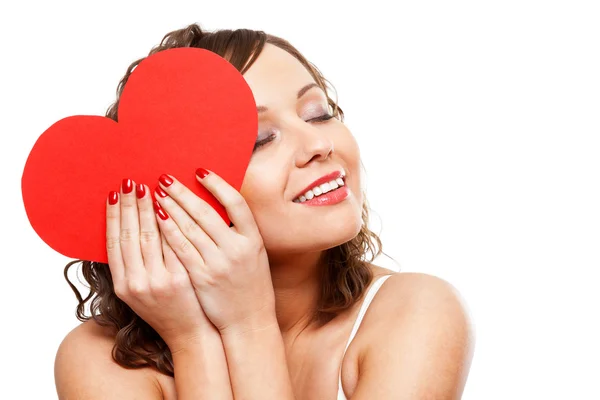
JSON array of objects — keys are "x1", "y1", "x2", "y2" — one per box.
[
  {"x1": 353, "y1": 271, "x2": 475, "y2": 398},
  {"x1": 54, "y1": 319, "x2": 163, "y2": 399},
  {"x1": 372, "y1": 271, "x2": 472, "y2": 315},
  {"x1": 362, "y1": 271, "x2": 474, "y2": 350}
]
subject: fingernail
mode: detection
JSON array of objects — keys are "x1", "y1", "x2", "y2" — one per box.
[
  {"x1": 108, "y1": 191, "x2": 119, "y2": 205},
  {"x1": 153, "y1": 200, "x2": 169, "y2": 220},
  {"x1": 136, "y1": 183, "x2": 146, "y2": 199},
  {"x1": 122, "y1": 178, "x2": 133, "y2": 194},
  {"x1": 155, "y1": 186, "x2": 168, "y2": 198},
  {"x1": 196, "y1": 167, "x2": 209, "y2": 179},
  {"x1": 159, "y1": 174, "x2": 174, "y2": 187}
]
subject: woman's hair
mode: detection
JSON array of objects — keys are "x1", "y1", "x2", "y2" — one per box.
[{"x1": 64, "y1": 22, "x2": 393, "y2": 377}]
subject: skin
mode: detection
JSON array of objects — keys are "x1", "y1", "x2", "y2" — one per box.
[
  {"x1": 55, "y1": 43, "x2": 474, "y2": 399},
  {"x1": 238, "y1": 43, "x2": 365, "y2": 337}
]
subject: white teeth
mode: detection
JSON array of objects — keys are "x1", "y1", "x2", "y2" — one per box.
[
  {"x1": 319, "y1": 182, "x2": 332, "y2": 193},
  {"x1": 294, "y1": 176, "x2": 346, "y2": 203}
]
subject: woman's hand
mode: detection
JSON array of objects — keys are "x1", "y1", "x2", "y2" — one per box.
[
  {"x1": 151, "y1": 169, "x2": 276, "y2": 335},
  {"x1": 105, "y1": 179, "x2": 217, "y2": 354}
]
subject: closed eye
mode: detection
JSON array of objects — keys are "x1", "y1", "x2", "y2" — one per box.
[
  {"x1": 309, "y1": 113, "x2": 334, "y2": 123},
  {"x1": 253, "y1": 113, "x2": 335, "y2": 152}
]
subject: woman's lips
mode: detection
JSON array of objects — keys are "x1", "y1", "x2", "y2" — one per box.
[
  {"x1": 293, "y1": 184, "x2": 350, "y2": 206},
  {"x1": 292, "y1": 169, "x2": 345, "y2": 201}
]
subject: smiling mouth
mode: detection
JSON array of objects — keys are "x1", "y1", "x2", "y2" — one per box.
[{"x1": 293, "y1": 176, "x2": 346, "y2": 203}]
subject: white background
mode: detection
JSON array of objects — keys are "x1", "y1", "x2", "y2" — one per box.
[{"x1": 1, "y1": 0, "x2": 599, "y2": 398}]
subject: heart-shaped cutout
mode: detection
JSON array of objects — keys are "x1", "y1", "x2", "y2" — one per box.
[{"x1": 21, "y1": 47, "x2": 257, "y2": 264}]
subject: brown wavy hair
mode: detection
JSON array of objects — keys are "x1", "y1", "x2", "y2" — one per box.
[{"x1": 64, "y1": 22, "x2": 396, "y2": 377}]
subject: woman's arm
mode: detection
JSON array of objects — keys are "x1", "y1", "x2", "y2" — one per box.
[
  {"x1": 150, "y1": 173, "x2": 295, "y2": 399},
  {"x1": 170, "y1": 327, "x2": 234, "y2": 400},
  {"x1": 220, "y1": 318, "x2": 296, "y2": 400}
]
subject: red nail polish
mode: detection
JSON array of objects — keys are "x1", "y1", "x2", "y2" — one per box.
[
  {"x1": 108, "y1": 191, "x2": 119, "y2": 205},
  {"x1": 159, "y1": 174, "x2": 174, "y2": 187},
  {"x1": 155, "y1": 186, "x2": 168, "y2": 198},
  {"x1": 196, "y1": 168, "x2": 209, "y2": 179},
  {"x1": 153, "y1": 200, "x2": 169, "y2": 220},
  {"x1": 122, "y1": 178, "x2": 133, "y2": 194},
  {"x1": 136, "y1": 184, "x2": 146, "y2": 199}
]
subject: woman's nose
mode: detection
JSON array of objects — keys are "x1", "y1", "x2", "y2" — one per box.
[{"x1": 298, "y1": 127, "x2": 334, "y2": 162}]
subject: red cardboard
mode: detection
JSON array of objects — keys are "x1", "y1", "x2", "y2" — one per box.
[{"x1": 21, "y1": 47, "x2": 257, "y2": 263}]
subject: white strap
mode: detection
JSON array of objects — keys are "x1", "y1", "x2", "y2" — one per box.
[{"x1": 337, "y1": 274, "x2": 393, "y2": 399}]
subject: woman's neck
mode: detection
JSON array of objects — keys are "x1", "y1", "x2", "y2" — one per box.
[{"x1": 269, "y1": 251, "x2": 325, "y2": 339}]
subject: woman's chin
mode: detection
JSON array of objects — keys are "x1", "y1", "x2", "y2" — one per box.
[{"x1": 317, "y1": 216, "x2": 364, "y2": 249}]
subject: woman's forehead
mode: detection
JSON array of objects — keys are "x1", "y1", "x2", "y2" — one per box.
[{"x1": 243, "y1": 44, "x2": 315, "y2": 103}]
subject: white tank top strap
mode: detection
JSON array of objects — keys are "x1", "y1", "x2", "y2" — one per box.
[{"x1": 337, "y1": 274, "x2": 394, "y2": 400}]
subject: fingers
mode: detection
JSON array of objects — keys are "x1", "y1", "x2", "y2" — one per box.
[
  {"x1": 155, "y1": 178, "x2": 219, "y2": 259},
  {"x1": 152, "y1": 197, "x2": 207, "y2": 276},
  {"x1": 136, "y1": 183, "x2": 163, "y2": 276},
  {"x1": 193, "y1": 168, "x2": 259, "y2": 238},
  {"x1": 157, "y1": 173, "x2": 229, "y2": 246},
  {"x1": 160, "y1": 230, "x2": 185, "y2": 274},
  {"x1": 119, "y1": 178, "x2": 145, "y2": 280},
  {"x1": 106, "y1": 190, "x2": 124, "y2": 283}
]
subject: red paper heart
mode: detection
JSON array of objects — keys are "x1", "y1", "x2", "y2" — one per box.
[{"x1": 21, "y1": 48, "x2": 257, "y2": 263}]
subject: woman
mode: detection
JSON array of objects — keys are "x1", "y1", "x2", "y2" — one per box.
[{"x1": 54, "y1": 23, "x2": 474, "y2": 399}]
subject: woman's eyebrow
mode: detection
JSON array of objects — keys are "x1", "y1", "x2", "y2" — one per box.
[{"x1": 256, "y1": 82, "x2": 321, "y2": 114}]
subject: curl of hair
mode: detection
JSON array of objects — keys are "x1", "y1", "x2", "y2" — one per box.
[{"x1": 64, "y1": 22, "x2": 396, "y2": 377}]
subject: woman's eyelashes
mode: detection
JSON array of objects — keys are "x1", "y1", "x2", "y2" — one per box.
[{"x1": 253, "y1": 113, "x2": 334, "y2": 152}]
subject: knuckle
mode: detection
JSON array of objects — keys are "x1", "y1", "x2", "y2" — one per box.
[
  {"x1": 120, "y1": 200, "x2": 136, "y2": 209},
  {"x1": 178, "y1": 238, "x2": 193, "y2": 254},
  {"x1": 113, "y1": 283, "x2": 126, "y2": 299},
  {"x1": 170, "y1": 273, "x2": 190, "y2": 288},
  {"x1": 228, "y1": 242, "x2": 248, "y2": 261},
  {"x1": 183, "y1": 220, "x2": 201, "y2": 236},
  {"x1": 197, "y1": 206, "x2": 212, "y2": 219},
  {"x1": 106, "y1": 235, "x2": 121, "y2": 251},
  {"x1": 149, "y1": 280, "x2": 170, "y2": 296},
  {"x1": 120, "y1": 228, "x2": 138, "y2": 242},
  {"x1": 250, "y1": 238, "x2": 264, "y2": 253},
  {"x1": 106, "y1": 209, "x2": 119, "y2": 219},
  {"x1": 228, "y1": 248, "x2": 242, "y2": 262},
  {"x1": 230, "y1": 195, "x2": 245, "y2": 208},
  {"x1": 140, "y1": 229, "x2": 159, "y2": 244},
  {"x1": 209, "y1": 264, "x2": 229, "y2": 281},
  {"x1": 126, "y1": 281, "x2": 148, "y2": 296},
  {"x1": 164, "y1": 223, "x2": 180, "y2": 236}
]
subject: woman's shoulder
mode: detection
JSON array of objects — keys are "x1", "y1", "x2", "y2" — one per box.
[
  {"x1": 342, "y1": 268, "x2": 472, "y2": 396},
  {"x1": 54, "y1": 319, "x2": 164, "y2": 399},
  {"x1": 370, "y1": 268, "x2": 462, "y2": 300},
  {"x1": 362, "y1": 268, "x2": 469, "y2": 333},
  {"x1": 350, "y1": 267, "x2": 471, "y2": 357}
]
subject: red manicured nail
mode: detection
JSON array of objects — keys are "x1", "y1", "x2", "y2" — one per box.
[
  {"x1": 159, "y1": 174, "x2": 174, "y2": 187},
  {"x1": 196, "y1": 168, "x2": 209, "y2": 179},
  {"x1": 155, "y1": 186, "x2": 168, "y2": 198},
  {"x1": 108, "y1": 191, "x2": 119, "y2": 205},
  {"x1": 153, "y1": 200, "x2": 169, "y2": 220},
  {"x1": 136, "y1": 184, "x2": 146, "y2": 199},
  {"x1": 122, "y1": 178, "x2": 133, "y2": 194}
]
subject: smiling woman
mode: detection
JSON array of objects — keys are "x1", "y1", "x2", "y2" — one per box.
[{"x1": 54, "y1": 22, "x2": 474, "y2": 400}]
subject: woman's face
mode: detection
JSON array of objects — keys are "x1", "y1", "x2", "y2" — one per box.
[{"x1": 239, "y1": 43, "x2": 363, "y2": 259}]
